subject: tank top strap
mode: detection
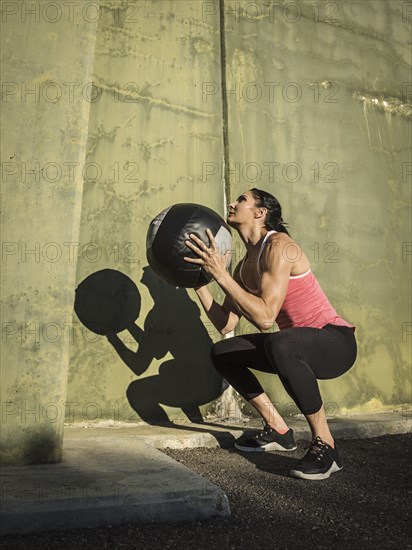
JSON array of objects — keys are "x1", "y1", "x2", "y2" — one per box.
[
  {"x1": 257, "y1": 230, "x2": 278, "y2": 275},
  {"x1": 240, "y1": 230, "x2": 278, "y2": 292}
]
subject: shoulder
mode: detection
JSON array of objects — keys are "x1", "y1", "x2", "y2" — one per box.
[
  {"x1": 262, "y1": 232, "x2": 312, "y2": 277},
  {"x1": 263, "y1": 232, "x2": 303, "y2": 261},
  {"x1": 266, "y1": 231, "x2": 295, "y2": 246},
  {"x1": 262, "y1": 232, "x2": 297, "y2": 257}
]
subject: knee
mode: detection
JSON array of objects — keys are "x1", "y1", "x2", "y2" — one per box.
[
  {"x1": 126, "y1": 380, "x2": 141, "y2": 402},
  {"x1": 209, "y1": 340, "x2": 226, "y2": 372}
]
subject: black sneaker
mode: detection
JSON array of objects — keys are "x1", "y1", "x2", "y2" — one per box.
[
  {"x1": 234, "y1": 422, "x2": 297, "y2": 452},
  {"x1": 290, "y1": 436, "x2": 343, "y2": 480}
]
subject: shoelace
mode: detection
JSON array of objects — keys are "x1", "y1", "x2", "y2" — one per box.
[
  {"x1": 259, "y1": 420, "x2": 278, "y2": 436},
  {"x1": 307, "y1": 436, "x2": 328, "y2": 461},
  {"x1": 259, "y1": 421, "x2": 273, "y2": 438}
]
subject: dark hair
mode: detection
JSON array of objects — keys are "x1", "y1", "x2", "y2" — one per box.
[{"x1": 249, "y1": 188, "x2": 291, "y2": 236}]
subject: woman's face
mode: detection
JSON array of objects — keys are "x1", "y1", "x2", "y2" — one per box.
[{"x1": 227, "y1": 190, "x2": 262, "y2": 226}]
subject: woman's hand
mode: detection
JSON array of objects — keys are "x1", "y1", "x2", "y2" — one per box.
[{"x1": 184, "y1": 229, "x2": 231, "y2": 282}]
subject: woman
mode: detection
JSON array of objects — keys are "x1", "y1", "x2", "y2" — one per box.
[{"x1": 184, "y1": 188, "x2": 357, "y2": 480}]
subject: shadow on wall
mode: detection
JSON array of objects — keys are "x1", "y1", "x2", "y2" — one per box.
[{"x1": 74, "y1": 267, "x2": 225, "y2": 425}]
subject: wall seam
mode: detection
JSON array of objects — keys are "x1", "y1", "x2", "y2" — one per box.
[{"x1": 219, "y1": 0, "x2": 231, "y2": 218}]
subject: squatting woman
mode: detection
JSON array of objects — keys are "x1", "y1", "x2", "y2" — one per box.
[{"x1": 184, "y1": 188, "x2": 357, "y2": 480}]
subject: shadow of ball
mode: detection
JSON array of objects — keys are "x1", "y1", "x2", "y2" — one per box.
[{"x1": 74, "y1": 269, "x2": 141, "y2": 335}]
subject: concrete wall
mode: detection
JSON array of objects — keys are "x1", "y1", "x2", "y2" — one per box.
[
  {"x1": 1, "y1": 0, "x2": 410, "y2": 463},
  {"x1": 66, "y1": 0, "x2": 228, "y2": 425},
  {"x1": 222, "y1": 0, "x2": 412, "y2": 417},
  {"x1": 1, "y1": 1, "x2": 98, "y2": 463}
]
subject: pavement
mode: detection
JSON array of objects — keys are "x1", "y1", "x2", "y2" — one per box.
[{"x1": 0, "y1": 410, "x2": 411, "y2": 537}]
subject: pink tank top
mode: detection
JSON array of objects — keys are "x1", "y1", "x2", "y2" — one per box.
[{"x1": 240, "y1": 230, "x2": 356, "y2": 332}]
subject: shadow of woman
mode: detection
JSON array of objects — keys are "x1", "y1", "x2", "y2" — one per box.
[
  {"x1": 74, "y1": 267, "x2": 227, "y2": 426},
  {"x1": 109, "y1": 266, "x2": 226, "y2": 425},
  {"x1": 116, "y1": 267, "x2": 225, "y2": 424}
]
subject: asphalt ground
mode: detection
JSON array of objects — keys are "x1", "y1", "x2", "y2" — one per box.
[{"x1": 2, "y1": 433, "x2": 411, "y2": 550}]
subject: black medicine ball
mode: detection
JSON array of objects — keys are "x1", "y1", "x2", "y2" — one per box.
[{"x1": 146, "y1": 203, "x2": 232, "y2": 288}]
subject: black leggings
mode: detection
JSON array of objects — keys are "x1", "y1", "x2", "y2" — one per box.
[{"x1": 210, "y1": 324, "x2": 357, "y2": 416}]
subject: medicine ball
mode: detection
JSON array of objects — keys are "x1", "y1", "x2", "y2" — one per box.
[
  {"x1": 146, "y1": 203, "x2": 232, "y2": 288},
  {"x1": 74, "y1": 269, "x2": 141, "y2": 335}
]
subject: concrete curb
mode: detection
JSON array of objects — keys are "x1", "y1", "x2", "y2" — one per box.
[
  {"x1": 0, "y1": 438, "x2": 230, "y2": 536},
  {"x1": 131, "y1": 411, "x2": 412, "y2": 450},
  {"x1": 1, "y1": 412, "x2": 410, "y2": 535}
]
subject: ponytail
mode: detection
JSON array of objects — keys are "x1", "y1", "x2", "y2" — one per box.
[{"x1": 249, "y1": 188, "x2": 291, "y2": 236}]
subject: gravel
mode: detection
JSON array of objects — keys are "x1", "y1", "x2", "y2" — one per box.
[{"x1": 2, "y1": 433, "x2": 411, "y2": 550}]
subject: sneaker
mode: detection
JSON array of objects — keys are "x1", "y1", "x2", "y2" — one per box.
[
  {"x1": 290, "y1": 436, "x2": 343, "y2": 480},
  {"x1": 234, "y1": 421, "x2": 297, "y2": 452}
]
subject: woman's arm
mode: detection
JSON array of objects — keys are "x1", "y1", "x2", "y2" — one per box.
[
  {"x1": 215, "y1": 239, "x2": 291, "y2": 332},
  {"x1": 194, "y1": 262, "x2": 243, "y2": 335},
  {"x1": 194, "y1": 286, "x2": 241, "y2": 335},
  {"x1": 185, "y1": 230, "x2": 291, "y2": 332}
]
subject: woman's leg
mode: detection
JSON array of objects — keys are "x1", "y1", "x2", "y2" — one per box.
[
  {"x1": 210, "y1": 325, "x2": 357, "y2": 443},
  {"x1": 263, "y1": 324, "x2": 357, "y2": 445},
  {"x1": 248, "y1": 393, "x2": 289, "y2": 432},
  {"x1": 305, "y1": 406, "x2": 335, "y2": 447},
  {"x1": 210, "y1": 333, "x2": 291, "y2": 431}
]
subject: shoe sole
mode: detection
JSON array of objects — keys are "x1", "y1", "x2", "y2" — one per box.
[
  {"x1": 289, "y1": 461, "x2": 343, "y2": 480},
  {"x1": 235, "y1": 442, "x2": 297, "y2": 452}
]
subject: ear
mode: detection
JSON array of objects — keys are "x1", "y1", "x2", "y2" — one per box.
[{"x1": 254, "y1": 207, "x2": 267, "y2": 219}]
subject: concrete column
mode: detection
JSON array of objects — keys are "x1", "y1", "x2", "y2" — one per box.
[{"x1": 1, "y1": 1, "x2": 98, "y2": 464}]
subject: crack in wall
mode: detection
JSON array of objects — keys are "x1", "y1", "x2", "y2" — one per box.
[
  {"x1": 95, "y1": 79, "x2": 214, "y2": 119},
  {"x1": 160, "y1": 10, "x2": 216, "y2": 32},
  {"x1": 189, "y1": 132, "x2": 220, "y2": 143},
  {"x1": 103, "y1": 24, "x2": 162, "y2": 42},
  {"x1": 86, "y1": 114, "x2": 137, "y2": 156},
  {"x1": 230, "y1": 2, "x2": 410, "y2": 49},
  {"x1": 219, "y1": 0, "x2": 231, "y2": 207},
  {"x1": 353, "y1": 91, "x2": 412, "y2": 120},
  {"x1": 86, "y1": 178, "x2": 165, "y2": 225},
  {"x1": 137, "y1": 138, "x2": 175, "y2": 162}
]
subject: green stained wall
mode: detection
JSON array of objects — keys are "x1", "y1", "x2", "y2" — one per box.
[
  {"x1": 1, "y1": 3, "x2": 98, "y2": 463},
  {"x1": 66, "y1": 0, "x2": 227, "y2": 424},
  {"x1": 224, "y1": 0, "x2": 411, "y2": 416},
  {"x1": 1, "y1": 0, "x2": 411, "y2": 463}
]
